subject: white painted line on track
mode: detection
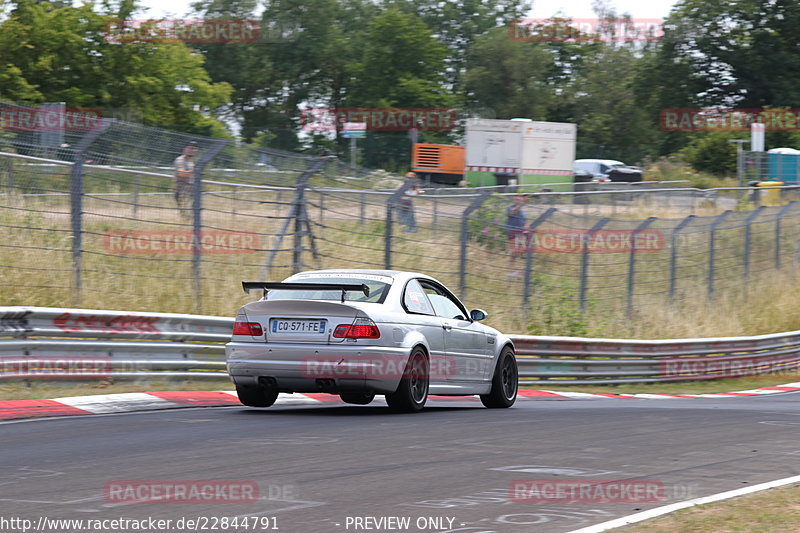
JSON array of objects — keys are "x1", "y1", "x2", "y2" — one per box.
[
  {"x1": 53, "y1": 393, "x2": 176, "y2": 414},
  {"x1": 566, "y1": 474, "x2": 800, "y2": 533}
]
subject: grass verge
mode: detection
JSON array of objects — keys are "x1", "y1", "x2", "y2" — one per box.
[{"x1": 621, "y1": 485, "x2": 800, "y2": 533}]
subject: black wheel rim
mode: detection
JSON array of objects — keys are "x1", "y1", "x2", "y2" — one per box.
[
  {"x1": 409, "y1": 354, "x2": 428, "y2": 404},
  {"x1": 501, "y1": 355, "x2": 517, "y2": 400}
]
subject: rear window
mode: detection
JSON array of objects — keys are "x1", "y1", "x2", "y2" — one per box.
[{"x1": 265, "y1": 276, "x2": 391, "y2": 303}]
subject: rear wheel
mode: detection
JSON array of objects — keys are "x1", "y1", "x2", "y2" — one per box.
[
  {"x1": 480, "y1": 347, "x2": 518, "y2": 408},
  {"x1": 235, "y1": 384, "x2": 279, "y2": 407},
  {"x1": 340, "y1": 393, "x2": 375, "y2": 405},
  {"x1": 386, "y1": 348, "x2": 429, "y2": 412}
]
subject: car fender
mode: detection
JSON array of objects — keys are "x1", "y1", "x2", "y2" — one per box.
[
  {"x1": 488, "y1": 332, "x2": 515, "y2": 374},
  {"x1": 399, "y1": 328, "x2": 430, "y2": 357}
]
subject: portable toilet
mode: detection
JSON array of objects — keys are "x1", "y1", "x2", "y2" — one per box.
[{"x1": 767, "y1": 148, "x2": 800, "y2": 185}]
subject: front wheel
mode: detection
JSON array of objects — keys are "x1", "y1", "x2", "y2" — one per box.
[
  {"x1": 235, "y1": 384, "x2": 279, "y2": 407},
  {"x1": 385, "y1": 348, "x2": 429, "y2": 412},
  {"x1": 480, "y1": 347, "x2": 518, "y2": 408}
]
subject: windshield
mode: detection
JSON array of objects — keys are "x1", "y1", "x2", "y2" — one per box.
[{"x1": 265, "y1": 276, "x2": 392, "y2": 303}]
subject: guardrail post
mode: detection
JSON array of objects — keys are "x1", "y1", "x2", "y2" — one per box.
[
  {"x1": 192, "y1": 138, "x2": 228, "y2": 314},
  {"x1": 579, "y1": 218, "x2": 610, "y2": 312},
  {"x1": 522, "y1": 208, "x2": 557, "y2": 312},
  {"x1": 743, "y1": 206, "x2": 766, "y2": 284},
  {"x1": 459, "y1": 191, "x2": 492, "y2": 297},
  {"x1": 385, "y1": 179, "x2": 416, "y2": 269},
  {"x1": 669, "y1": 215, "x2": 695, "y2": 302},
  {"x1": 707, "y1": 210, "x2": 732, "y2": 300},
  {"x1": 69, "y1": 118, "x2": 113, "y2": 306},
  {"x1": 774, "y1": 202, "x2": 795, "y2": 269},
  {"x1": 626, "y1": 217, "x2": 657, "y2": 317}
]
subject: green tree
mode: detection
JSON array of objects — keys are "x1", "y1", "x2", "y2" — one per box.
[{"x1": 0, "y1": 0, "x2": 232, "y2": 134}]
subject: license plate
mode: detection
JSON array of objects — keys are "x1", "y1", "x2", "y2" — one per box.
[{"x1": 270, "y1": 319, "x2": 327, "y2": 335}]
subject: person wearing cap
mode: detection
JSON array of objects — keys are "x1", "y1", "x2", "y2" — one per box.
[
  {"x1": 399, "y1": 172, "x2": 423, "y2": 232},
  {"x1": 174, "y1": 141, "x2": 197, "y2": 216}
]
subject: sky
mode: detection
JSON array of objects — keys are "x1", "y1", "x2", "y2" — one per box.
[{"x1": 136, "y1": 0, "x2": 679, "y2": 21}]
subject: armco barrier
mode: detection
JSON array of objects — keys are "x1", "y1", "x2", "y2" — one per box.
[{"x1": 1, "y1": 307, "x2": 799, "y2": 384}]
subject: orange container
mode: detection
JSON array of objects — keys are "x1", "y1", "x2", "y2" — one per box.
[{"x1": 411, "y1": 144, "x2": 465, "y2": 179}]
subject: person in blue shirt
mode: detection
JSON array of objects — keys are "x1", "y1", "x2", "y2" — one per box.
[{"x1": 506, "y1": 195, "x2": 529, "y2": 273}]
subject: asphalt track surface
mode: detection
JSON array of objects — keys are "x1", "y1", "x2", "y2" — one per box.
[{"x1": 2, "y1": 392, "x2": 800, "y2": 533}]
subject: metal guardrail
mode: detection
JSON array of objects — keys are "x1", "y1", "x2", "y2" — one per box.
[
  {"x1": 2, "y1": 307, "x2": 799, "y2": 384},
  {"x1": 0, "y1": 307, "x2": 232, "y2": 380}
]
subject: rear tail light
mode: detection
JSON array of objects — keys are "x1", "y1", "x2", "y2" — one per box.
[
  {"x1": 333, "y1": 317, "x2": 380, "y2": 339},
  {"x1": 233, "y1": 321, "x2": 263, "y2": 336}
]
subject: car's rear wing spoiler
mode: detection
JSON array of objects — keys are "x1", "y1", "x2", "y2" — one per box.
[{"x1": 241, "y1": 282, "x2": 370, "y2": 302}]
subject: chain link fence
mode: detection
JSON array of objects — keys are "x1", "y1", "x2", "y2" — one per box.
[{"x1": 3, "y1": 101, "x2": 800, "y2": 334}]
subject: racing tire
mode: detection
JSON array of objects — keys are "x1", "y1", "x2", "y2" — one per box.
[
  {"x1": 385, "y1": 348, "x2": 429, "y2": 412},
  {"x1": 236, "y1": 384, "x2": 279, "y2": 407},
  {"x1": 340, "y1": 393, "x2": 375, "y2": 405},
  {"x1": 480, "y1": 347, "x2": 518, "y2": 408}
]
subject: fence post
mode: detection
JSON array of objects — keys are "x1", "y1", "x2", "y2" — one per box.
[
  {"x1": 459, "y1": 191, "x2": 492, "y2": 297},
  {"x1": 259, "y1": 157, "x2": 329, "y2": 280},
  {"x1": 775, "y1": 202, "x2": 795, "y2": 269},
  {"x1": 132, "y1": 177, "x2": 139, "y2": 219},
  {"x1": 579, "y1": 218, "x2": 610, "y2": 312},
  {"x1": 522, "y1": 208, "x2": 557, "y2": 312},
  {"x1": 669, "y1": 215, "x2": 695, "y2": 303},
  {"x1": 359, "y1": 191, "x2": 365, "y2": 225},
  {"x1": 69, "y1": 118, "x2": 113, "y2": 306},
  {"x1": 432, "y1": 194, "x2": 438, "y2": 228},
  {"x1": 385, "y1": 180, "x2": 416, "y2": 269},
  {"x1": 319, "y1": 192, "x2": 325, "y2": 225},
  {"x1": 707, "y1": 210, "x2": 732, "y2": 300},
  {"x1": 743, "y1": 206, "x2": 766, "y2": 283},
  {"x1": 626, "y1": 217, "x2": 657, "y2": 317},
  {"x1": 191, "y1": 138, "x2": 228, "y2": 314}
]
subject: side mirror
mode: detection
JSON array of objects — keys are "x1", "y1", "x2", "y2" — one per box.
[{"x1": 470, "y1": 309, "x2": 488, "y2": 322}]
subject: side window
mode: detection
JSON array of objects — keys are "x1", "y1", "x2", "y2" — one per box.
[
  {"x1": 403, "y1": 279, "x2": 435, "y2": 315},
  {"x1": 599, "y1": 164, "x2": 610, "y2": 173},
  {"x1": 420, "y1": 282, "x2": 467, "y2": 320}
]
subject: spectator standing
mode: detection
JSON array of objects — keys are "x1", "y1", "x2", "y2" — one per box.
[
  {"x1": 506, "y1": 194, "x2": 529, "y2": 273},
  {"x1": 399, "y1": 172, "x2": 424, "y2": 232},
  {"x1": 174, "y1": 141, "x2": 197, "y2": 217}
]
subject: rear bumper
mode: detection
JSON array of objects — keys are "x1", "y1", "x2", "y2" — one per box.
[{"x1": 225, "y1": 341, "x2": 409, "y2": 394}]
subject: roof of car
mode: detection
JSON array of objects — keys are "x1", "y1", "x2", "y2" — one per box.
[
  {"x1": 574, "y1": 159, "x2": 626, "y2": 166},
  {"x1": 289, "y1": 269, "x2": 432, "y2": 281}
]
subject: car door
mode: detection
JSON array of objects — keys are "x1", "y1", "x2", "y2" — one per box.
[
  {"x1": 401, "y1": 279, "x2": 449, "y2": 384},
  {"x1": 419, "y1": 280, "x2": 490, "y2": 382}
]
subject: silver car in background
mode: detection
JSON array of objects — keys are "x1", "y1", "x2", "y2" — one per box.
[{"x1": 226, "y1": 269, "x2": 517, "y2": 412}]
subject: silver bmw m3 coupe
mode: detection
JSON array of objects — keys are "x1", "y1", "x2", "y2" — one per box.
[{"x1": 225, "y1": 269, "x2": 517, "y2": 412}]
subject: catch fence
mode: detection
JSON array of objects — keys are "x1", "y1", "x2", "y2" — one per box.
[{"x1": 3, "y1": 102, "x2": 800, "y2": 331}]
